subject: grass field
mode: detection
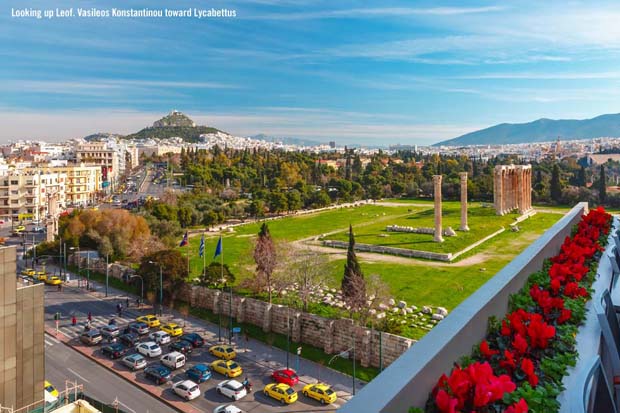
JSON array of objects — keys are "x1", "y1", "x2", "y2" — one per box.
[{"x1": 324, "y1": 204, "x2": 521, "y2": 253}]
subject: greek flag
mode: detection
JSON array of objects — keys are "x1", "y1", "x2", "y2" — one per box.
[{"x1": 199, "y1": 234, "x2": 205, "y2": 257}]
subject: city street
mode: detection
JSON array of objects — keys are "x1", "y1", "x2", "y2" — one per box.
[{"x1": 42, "y1": 279, "x2": 357, "y2": 413}]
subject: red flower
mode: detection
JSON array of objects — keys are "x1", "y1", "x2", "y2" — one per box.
[
  {"x1": 499, "y1": 349, "x2": 516, "y2": 371},
  {"x1": 550, "y1": 278, "x2": 561, "y2": 295},
  {"x1": 521, "y1": 357, "x2": 538, "y2": 387},
  {"x1": 501, "y1": 320, "x2": 511, "y2": 336},
  {"x1": 512, "y1": 333, "x2": 528, "y2": 355},
  {"x1": 506, "y1": 398, "x2": 529, "y2": 413},
  {"x1": 558, "y1": 308, "x2": 572, "y2": 324},
  {"x1": 435, "y1": 389, "x2": 458, "y2": 413},
  {"x1": 527, "y1": 315, "x2": 555, "y2": 349},
  {"x1": 480, "y1": 340, "x2": 499, "y2": 359}
]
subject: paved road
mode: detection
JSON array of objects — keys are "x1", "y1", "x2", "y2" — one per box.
[
  {"x1": 45, "y1": 334, "x2": 173, "y2": 413},
  {"x1": 43, "y1": 283, "x2": 348, "y2": 413}
]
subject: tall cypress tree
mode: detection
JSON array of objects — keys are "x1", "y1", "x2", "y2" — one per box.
[
  {"x1": 341, "y1": 225, "x2": 365, "y2": 312},
  {"x1": 599, "y1": 164, "x2": 607, "y2": 205},
  {"x1": 550, "y1": 164, "x2": 562, "y2": 203},
  {"x1": 577, "y1": 166, "x2": 587, "y2": 187}
]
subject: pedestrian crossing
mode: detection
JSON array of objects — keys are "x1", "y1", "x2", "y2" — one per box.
[{"x1": 55, "y1": 314, "x2": 137, "y2": 339}]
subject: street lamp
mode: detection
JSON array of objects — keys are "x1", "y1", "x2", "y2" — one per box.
[
  {"x1": 149, "y1": 261, "x2": 163, "y2": 316},
  {"x1": 69, "y1": 245, "x2": 81, "y2": 287},
  {"x1": 328, "y1": 337, "x2": 357, "y2": 395},
  {"x1": 105, "y1": 254, "x2": 109, "y2": 297}
]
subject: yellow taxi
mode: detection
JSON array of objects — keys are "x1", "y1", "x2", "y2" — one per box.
[
  {"x1": 36, "y1": 271, "x2": 47, "y2": 281},
  {"x1": 302, "y1": 383, "x2": 338, "y2": 405},
  {"x1": 21, "y1": 268, "x2": 35, "y2": 276},
  {"x1": 210, "y1": 359, "x2": 242, "y2": 378},
  {"x1": 45, "y1": 276, "x2": 62, "y2": 286},
  {"x1": 160, "y1": 322, "x2": 183, "y2": 337},
  {"x1": 44, "y1": 380, "x2": 59, "y2": 403},
  {"x1": 15, "y1": 225, "x2": 26, "y2": 232},
  {"x1": 136, "y1": 315, "x2": 160, "y2": 328},
  {"x1": 264, "y1": 383, "x2": 298, "y2": 405},
  {"x1": 209, "y1": 344, "x2": 236, "y2": 360}
]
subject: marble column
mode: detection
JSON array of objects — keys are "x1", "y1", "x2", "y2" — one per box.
[
  {"x1": 459, "y1": 172, "x2": 469, "y2": 231},
  {"x1": 433, "y1": 175, "x2": 444, "y2": 243},
  {"x1": 494, "y1": 166, "x2": 504, "y2": 216}
]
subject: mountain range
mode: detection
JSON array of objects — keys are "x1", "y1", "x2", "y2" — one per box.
[{"x1": 435, "y1": 113, "x2": 620, "y2": 146}]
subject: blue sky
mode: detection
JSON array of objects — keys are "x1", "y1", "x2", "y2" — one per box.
[{"x1": 2, "y1": 0, "x2": 620, "y2": 145}]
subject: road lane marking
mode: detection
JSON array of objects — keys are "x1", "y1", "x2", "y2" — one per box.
[
  {"x1": 67, "y1": 368, "x2": 90, "y2": 383},
  {"x1": 46, "y1": 335, "x2": 60, "y2": 344},
  {"x1": 114, "y1": 400, "x2": 136, "y2": 413},
  {"x1": 44, "y1": 339, "x2": 54, "y2": 347}
]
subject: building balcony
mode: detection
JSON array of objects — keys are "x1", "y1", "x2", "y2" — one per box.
[{"x1": 340, "y1": 202, "x2": 612, "y2": 413}]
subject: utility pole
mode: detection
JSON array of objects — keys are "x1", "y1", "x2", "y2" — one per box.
[{"x1": 352, "y1": 336, "x2": 356, "y2": 396}]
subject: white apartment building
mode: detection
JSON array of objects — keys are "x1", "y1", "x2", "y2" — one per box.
[
  {"x1": 0, "y1": 170, "x2": 67, "y2": 222},
  {"x1": 26, "y1": 164, "x2": 103, "y2": 207},
  {"x1": 75, "y1": 142, "x2": 119, "y2": 190}
]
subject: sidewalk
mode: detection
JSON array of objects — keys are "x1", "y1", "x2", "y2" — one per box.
[{"x1": 51, "y1": 264, "x2": 364, "y2": 400}]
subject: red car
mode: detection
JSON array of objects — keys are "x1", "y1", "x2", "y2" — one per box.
[{"x1": 272, "y1": 369, "x2": 299, "y2": 386}]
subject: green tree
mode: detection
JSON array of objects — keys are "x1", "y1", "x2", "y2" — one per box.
[
  {"x1": 139, "y1": 249, "x2": 187, "y2": 307},
  {"x1": 577, "y1": 166, "x2": 587, "y2": 187},
  {"x1": 253, "y1": 223, "x2": 277, "y2": 303},
  {"x1": 198, "y1": 262, "x2": 236, "y2": 288},
  {"x1": 599, "y1": 164, "x2": 607, "y2": 205},
  {"x1": 550, "y1": 164, "x2": 562, "y2": 203},
  {"x1": 286, "y1": 190, "x2": 303, "y2": 212},
  {"x1": 341, "y1": 225, "x2": 366, "y2": 315}
]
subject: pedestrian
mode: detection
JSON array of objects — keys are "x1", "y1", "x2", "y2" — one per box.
[
  {"x1": 71, "y1": 315, "x2": 77, "y2": 326},
  {"x1": 87, "y1": 312, "x2": 92, "y2": 322},
  {"x1": 57, "y1": 284, "x2": 62, "y2": 292}
]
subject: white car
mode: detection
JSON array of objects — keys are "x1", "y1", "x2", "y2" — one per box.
[
  {"x1": 213, "y1": 406, "x2": 244, "y2": 413},
  {"x1": 149, "y1": 331, "x2": 171, "y2": 345},
  {"x1": 216, "y1": 380, "x2": 247, "y2": 401},
  {"x1": 136, "y1": 341, "x2": 162, "y2": 358},
  {"x1": 172, "y1": 380, "x2": 201, "y2": 401}
]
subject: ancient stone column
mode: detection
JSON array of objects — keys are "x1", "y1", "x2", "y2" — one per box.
[
  {"x1": 494, "y1": 166, "x2": 503, "y2": 215},
  {"x1": 459, "y1": 172, "x2": 469, "y2": 231},
  {"x1": 433, "y1": 175, "x2": 444, "y2": 242}
]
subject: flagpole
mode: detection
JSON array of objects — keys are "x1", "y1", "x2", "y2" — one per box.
[
  {"x1": 202, "y1": 233, "x2": 206, "y2": 278},
  {"x1": 219, "y1": 235, "x2": 223, "y2": 342}
]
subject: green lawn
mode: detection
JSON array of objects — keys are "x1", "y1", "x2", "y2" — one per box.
[{"x1": 324, "y1": 204, "x2": 520, "y2": 253}]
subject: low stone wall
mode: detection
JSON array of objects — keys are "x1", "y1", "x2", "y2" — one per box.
[
  {"x1": 178, "y1": 283, "x2": 413, "y2": 369},
  {"x1": 322, "y1": 240, "x2": 452, "y2": 261}
]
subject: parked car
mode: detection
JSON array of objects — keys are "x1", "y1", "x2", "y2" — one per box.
[
  {"x1": 80, "y1": 329, "x2": 102, "y2": 346},
  {"x1": 161, "y1": 351, "x2": 186, "y2": 370},
  {"x1": 136, "y1": 341, "x2": 162, "y2": 358},
  {"x1": 302, "y1": 383, "x2": 337, "y2": 405},
  {"x1": 144, "y1": 365, "x2": 171, "y2": 385},
  {"x1": 216, "y1": 380, "x2": 247, "y2": 401},
  {"x1": 186, "y1": 363, "x2": 211, "y2": 383},
  {"x1": 122, "y1": 353, "x2": 147, "y2": 371},
  {"x1": 101, "y1": 324, "x2": 120, "y2": 339},
  {"x1": 209, "y1": 345, "x2": 236, "y2": 360},
  {"x1": 180, "y1": 332, "x2": 204, "y2": 348},
  {"x1": 169, "y1": 340, "x2": 193, "y2": 355},
  {"x1": 149, "y1": 331, "x2": 171, "y2": 345},
  {"x1": 44, "y1": 380, "x2": 59, "y2": 403},
  {"x1": 272, "y1": 369, "x2": 299, "y2": 387},
  {"x1": 172, "y1": 380, "x2": 201, "y2": 401},
  {"x1": 213, "y1": 406, "x2": 244, "y2": 413},
  {"x1": 136, "y1": 315, "x2": 160, "y2": 328},
  {"x1": 160, "y1": 322, "x2": 183, "y2": 337},
  {"x1": 125, "y1": 322, "x2": 149, "y2": 335},
  {"x1": 101, "y1": 343, "x2": 127, "y2": 359},
  {"x1": 264, "y1": 383, "x2": 298, "y2": 405},
  {"x1": 119, "y1": 333, "x2": 139, "y2": 347},
  {"x1": 210, "y1": 360, "x2": 242, "y2": 378}
]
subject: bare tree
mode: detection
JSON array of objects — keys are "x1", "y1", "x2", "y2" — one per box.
[
  {"x1": 285, "y1": 248, "x2": 330, "y2": 312},
  {"x1": 253, "y1": 223, "x2": 277, "y2": 303},
  {"x1": 358, "y1": 274, "x2": 391, "y2": 325}
]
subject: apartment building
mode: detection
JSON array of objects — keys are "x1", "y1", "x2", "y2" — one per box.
[
  {"x1": 75, "y1": 142, "x2": 119, "y2": 189},
  {"x1": 0, "y1": 170, "x2": 67, "y2": 222},
  {"x1": 27, "y1": 164, "x2": 102, "y2": 207}
]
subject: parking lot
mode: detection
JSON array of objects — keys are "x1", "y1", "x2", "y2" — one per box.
[{"x1": 43, "y1": 281, "x2": 355, "y2": 413}]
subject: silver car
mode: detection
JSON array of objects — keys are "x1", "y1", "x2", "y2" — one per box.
[
  {"x1": 80, "y1": 329, "x2": 102, "y2": 346},
  {"x1": 101, "y1": 324, "x2": 120, "y2": 338},
  {"x1": 122, "y1": 353, "x2": 147, "y2": 371}
]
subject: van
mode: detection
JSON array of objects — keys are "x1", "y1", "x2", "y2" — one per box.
[{"x1": 161, "y1": 351, "x2": 186, "y2": 370}]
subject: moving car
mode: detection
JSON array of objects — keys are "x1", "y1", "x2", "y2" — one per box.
[
  {"x1": 172, "y1": 380, "x2": 201, "y2": 401},
  {"x1": 144, "y1": 365, "x2": 171, "y2": 385},
  {"x1": 186, "y1": 363, "x2": 211, "y2": 383},
  {"x1": 136, "y1": 315, "x2": 160, "y2": 328},
  {"x1": 180, "y1": 332, "x2": 204, "y2": 347},
  {"x1": 169, "y1": 339, "x2": 193, "y2": 355},
  {"x1": 136, "y1": 341, "x2": 162, "y2": 358},
  {"x1": 302, "y1": 383, "x2": 338, "y2": 405},
  {"x1": 36, "y1": 272, "x2": 48, "y2": 282},
  {"x1": 160, "y1": 351, "x2": 186, "y2": 370},
  {"x1": 21, "y1": 268, "x2": 35, "y2": 276},
  {"x1": 209, "y1": 344, "x2": 236, "y2": 360},
  {"x1": 125, "y1": 322, "x2": 149, "y2": 335},
  {"x1": 216, "y1": 380, "x2": 247, "y2": 401},
  {"x1": 101, "y1": 343, "x2": 127, "y2": 359},
  {"x1": 44, "y1": 276, "x2": 62, "y2": 286},
  {"x1": 272, "y1": 369, "x2": 299, "y2": 386},
  {"x1": 149, "y1": 331, "x2": 171, "y2": 345},
  {"x1": 213, "y1": 406, "x2": 244, "y2": 413},
  {"x1": 80, "y1": 329, "x2": 102, "y2": 346},
  {"x1": 44, "y1": 380, "x2": 59, "y2": 403},
  {"x1": 263, "y1": 383, "x2": 298, "y2": 405},
  {"x1": 122, "y1": 353, "x2": 147, "y2": 371},
  {"x1": 160, "y1": 322, "x2": 183, "y2": 337},
  {"x1": 210, "y1": 360, "x2": 242, "y2": 378},
  {"x1": 119, "y1": 332, "x2": 139, "y2": 347},
  {"x1": 101, "y1": 324, "x2": 120, "y2": 339}
]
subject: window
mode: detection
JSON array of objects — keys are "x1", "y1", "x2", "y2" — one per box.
[{"x1": 10, "y1": 180, "x2": 17, "y2": 185}]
